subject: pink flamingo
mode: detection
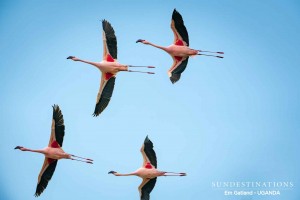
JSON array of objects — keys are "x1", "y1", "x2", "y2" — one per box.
[
  {"x1": 15, "y1": 105, "x2": 93, "y2": 197},
  {"x1": 108, "y1": 136, "x2": 186, "y2": 200},
  {"x1": 67, "y1": 20, "x2": 155, "y2": 117},
  {"x1": 137, "y1": 9, "x2": 224, "y2": 84}
]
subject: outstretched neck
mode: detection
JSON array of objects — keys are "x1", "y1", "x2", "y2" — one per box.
[
  {"x1": 22, "y1": 147, "x2": 45, "y2": 154},
  {"x1": 77, "y1": 58, "x2": 100, "y2": 68},
  {"x1": 114, "y1": 172, "x2": 136, "y2": 176},
  {"x1": 148, "y1": 42, "x2": 168, "y2": 52}
]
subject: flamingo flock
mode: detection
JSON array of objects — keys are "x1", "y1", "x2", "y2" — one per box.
[{"x1": 15, "y1": 9, "x2": 223, "y2": 199}]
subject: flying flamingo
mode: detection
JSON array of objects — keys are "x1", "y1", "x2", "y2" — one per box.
[
  {"x1": 108, "y1": 136, "x2": 186, "y2": 200},
  {"x1": 67, "y1": 20, "x2": 155, "y2": 116},
  {"x1": 15, "y1": 105, "x2": 93, "y2": 197},
  {"x1": 136, "y1": 9, "x2": 224, "y2": 84}
]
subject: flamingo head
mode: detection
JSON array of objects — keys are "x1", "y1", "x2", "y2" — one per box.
[
  {"x1": 67, "y1": 56, "x2": 79, "y2": 61},
  {"x1": 136, "y1": 39, "x2": 150, "y2": 45},
  {"x1": 14, "y1": 146, "x2": 24, "y2": 150},
  {"x1": 136, "y1": 39, "x2": 145, "y2": 43},
  {"x1": 108, "y1": 171, "x2": 117, "y2": 174}
]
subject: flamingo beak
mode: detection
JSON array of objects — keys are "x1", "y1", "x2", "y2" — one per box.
[
  {"x1": 67, "y1": 56, "x2": 75, "y2": 59},
  {"x1": 136, "y1": 39, "x2": 145, "y2": 43},
  {"x1": 14, "y1": 146, "x2": 22, "y2": 150},
  {"x1": 108, "y1": 171, "x2": 116, "y2": 174}
]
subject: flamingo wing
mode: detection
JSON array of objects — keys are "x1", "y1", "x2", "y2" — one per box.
[
  {"x1": 140, "y1": 136, "x2": 157, "y2": 168},
  {"x1": 138, "y1": 178, "x2": 157, "y2": 200},
  {"x1": 171, "y1": 9, "x2": 189, "y2": 46},
  {"x1": 168, "y1": 57, "x2": 189, "y2": 84},
  {"x1": 48, "y1": 105, "x2": 65, "y2": 147},
  {"x1": 35, "y1": 159, "x2": 58, "y2": 197},
  {"x1": 93, "y1": 73, "x2": 116, "y2": 116},
  {"x1": 102, "y1": 20, "x2": 117, "y2": 61}
]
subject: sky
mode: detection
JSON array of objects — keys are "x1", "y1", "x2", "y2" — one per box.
[{"x1": 0, "y1": 0, "x2": 300, "y2": 199}]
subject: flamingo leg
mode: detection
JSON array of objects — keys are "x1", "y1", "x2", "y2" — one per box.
[
  {"x1": 163, "y1": 172, "x2": 186, "y2": 176},
  {"x1": 70, "y1": 154, "x2": 93, "y2": 161},
  {"x1": 128, "y1": 65, "x2": 155, "y2": 68},
  {"x1": 197, "y1": 53, "x2": 223, "y2": 58},
  {"x1": 198, "y1": 50, "x2": 224, "y2": 54},
  {"x1": 127, "y1": 70, "x2": 155, "y2": 74},
  {"x1": 70, "y1": 157, "x2": 93, "y2": 164}
]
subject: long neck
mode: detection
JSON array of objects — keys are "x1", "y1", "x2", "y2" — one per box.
[
  {"x1": 77, "y1": 58, "x2": 100, "y2": 68},
  {"x1": 114, "y1": 172, "x2": 136, "y2": 176},
  {"x1": 148, "y1": 42, "x2": 168, "y2": 52},
  {"x1": 22, "y1": 147, "x2": 45, "y2": 154}
]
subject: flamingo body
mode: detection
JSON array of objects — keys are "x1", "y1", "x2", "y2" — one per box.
[
  {"x1": 93, "y1": 60, "x2": 128, "y2": 74},
  {"x1": 134, "y1": 167, "x2": 165, "y2": 179},
  {"x1": 42, "y1": 146, "x2": 70, "y2": 160}
]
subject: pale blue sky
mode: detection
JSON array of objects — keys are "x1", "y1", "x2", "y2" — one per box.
[{"x1": 0, "y1": 0, "x2": 299, "y2": 199}]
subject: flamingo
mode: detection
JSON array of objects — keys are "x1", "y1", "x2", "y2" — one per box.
[
  {"x1": 136, "y1": 9, "x2": 224, "y2": 84},
  {"x1": 14, "y1": 105, "x2": 93, "y2": 197},
  {"x1": 108, "y1": 136, "x2": 186, "y2": 200},
  {"x1": 67, "y1": 20, "x2": 155, "y2": 117}
]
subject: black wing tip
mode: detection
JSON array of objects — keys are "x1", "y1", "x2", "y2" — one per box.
[
  {"x1": 34, "y1": 192, "x2": 41, "y2": 197},
  {"x1": 52, "y1": 104, "x2": 63, "y2": 117},
  {"x1": 92, "y1": 100, "x2": 108, "y2": 117},
  {"x1": 170, "y1": 74, "x2": 181, "y2": 84},
  {"x1": 102, "y1": 19, "x2": 108, "y2": 24},
  {"x1": 144, "y1": 135, "x2": 150, "y2": 142},
  {"x1": 170, "y1": 79, "x2": 177, "y2": 84},
  {"x1": 34, "y1": 184, "x2": 45, "y2": 197},
  {"x1": 93, "y1": 98, "x2": 110, "y2": 117},
  {"x1": 102, "y1": 19, "x2": 112, "y2": 29},
  {"x1": 52, "y1": 104, "x2": 62, "y2": 113},
  {"x1": 52, "y1": 103, "x2": 61, "y2": 111},
  {"x1": 172, "y1": 8, "x2": 182, "y2": 17},
  {"x1": 144, "y1": 136, "x2": 154, "y2": 147},
  {"x1": 92, "y1": 112, "x2": 100, "y2": 117},
  {"x1": 102, "y1": 19, "x2": 107, "y2": 29}
]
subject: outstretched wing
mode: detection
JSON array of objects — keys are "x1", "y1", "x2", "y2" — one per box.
[
  {"x1": 138, "y1": 178, "x2": 157, "y2": 200},
  {"x1": 93, "y1": 73, "x2": 116, "y2": 117},
  {"x1": 140, "y1": 136, "x2": 157, "y2": 168},
  {"x1": 48, "y1": 105, "x2": 65, "y2": 147},
  {"x1": 35, "y1": 105, "x2": 63, "y2": 196},
  {"x1": 171, "y1": 9, "x2": 189, "y2": 46},
  {"x1": 35, "y1": 159, "x2": 58, "y2": 197},
  {"x1": 102, "y1": 20, "x2": 117, "y2": 61},
  {"x1": 168, "y1": 57, "x2": 189, "y2": 84}
]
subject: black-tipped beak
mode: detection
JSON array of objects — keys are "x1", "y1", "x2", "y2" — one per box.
[
  {"x1": 14, "y1": 146, "x2": 22, "y2": 150},
  {"x1": 108, "y1": 171, "x2": 116, "y2": 174},
  {"x1": 136, "y1": 39, "x2": 145, "y2": 43},
  {"x1": 67, "y1": 56, "x2": 74, "y2": 59}
]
